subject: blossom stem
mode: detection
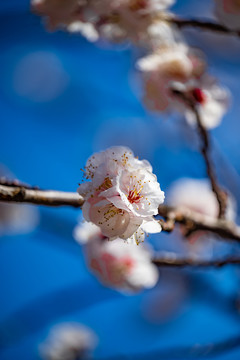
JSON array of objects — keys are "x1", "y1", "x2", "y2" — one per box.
[
  {"x1": 193, "y1": 104, "x2": 227, "y2": 218},
  {"x1": 166, "y1": 15, "x2": 240, "y2": 37},
  {"x1": 171, "y1": 89, "x2": 227, "y2": 218}
]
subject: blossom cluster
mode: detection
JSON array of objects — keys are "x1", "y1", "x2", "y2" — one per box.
[
  {"x1": 32, "y1": 0, "x2": 239, "y2": 292},
  {"x1": 74, "y1": 221, "x2": 159, "y2": 293},
  {"x1": 74, "y1": 146, "x2": 163, "y2": 292},
  {"x1": 137, "y1": 25, "x2": 229, "y2": 129},
  {"x1": 32, "y1": 0, "x2": 175, "y2": 47},
  {"x1": 32, "y1": 0, "x2": 234, "y2": 129},
  {"x1": 78, "y1": 146, "x2": 164, "y2": 242}
]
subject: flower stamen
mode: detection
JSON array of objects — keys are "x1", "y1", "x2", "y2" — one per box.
[{"x1": 128, "y1": 185, "x2": 144, "y2": 204}]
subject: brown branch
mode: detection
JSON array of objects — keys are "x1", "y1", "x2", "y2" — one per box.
[
  {"x1": 1, "y1": 183, "x2": 240, "y2": 244},
  {"x1": 152, "y1": 254, "x2": 240, "y2": 268},
  {"x1": 0, "y1": 178, "x2": 40, "y2": 190},
  {"x1": 158, "y1": 204, "x2": 240, "y2": 242},
  {"x1": 172, "y1": 89, "x2": 227, "y2": 218},
  {"x1": 0, "y1": 184, "x2": 84, "y2": 208},
  {"x1": 165, "y1": 15, "x2": 240, "y2": 37}
]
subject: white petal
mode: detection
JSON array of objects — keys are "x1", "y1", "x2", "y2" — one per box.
[{"x1": 141, "y1": 220, "x2": 162, "y2": 234}]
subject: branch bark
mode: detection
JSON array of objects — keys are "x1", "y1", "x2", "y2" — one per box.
[
  {"x1": 152, "y1": 254, "x2": 240, "y2": 268},
  {"x1": 0, "y1": 184, "x2": 84, "y2": 208},
  {"x1": 158, "y1": 204, "x2": 240, "y2": 242},
  {"x1": 0, "y1": 183, "x2": 239, "y2": 243},
  {"x1": 171, "y1": 89, "x2": 227, "y2": 218},
  {"x1": 166, "y1": 15, "x2": 240, "y2": 37}
]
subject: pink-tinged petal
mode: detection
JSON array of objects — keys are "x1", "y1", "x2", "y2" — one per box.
[
  {"x1": 120, "y1": 216, "x2": 143, "y2": 241},
  {"x1": 89, "y1": 202, "x2": 131, "y2": 238},
  {"x1": 81, "y1": 201, "x2": 91, "y2": 222},
  {"x1": 82, "y1": 237, "x2": 158, "y2": 293},
  {"x1": 215, "y1": 0, "x2": 240, "y2": 29}
]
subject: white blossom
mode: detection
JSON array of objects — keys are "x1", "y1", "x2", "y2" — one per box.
[
  {"x1": 40, "y1": 323, "x2": 97, "y2": 360},
  {"x1": 214, "y1": 0, "x2": 240, "y2": 30},
  {"x1": 180, "y1": 75, "x2": 229, "y2": 129},
  {"x1": 67, "y1": 21, "x2": 99, "y2": 42},
  {"x1": 74, "y1": 221, "x2": 159, "y2": 293},
  {"x1": 78, "y1": 146, "x2": 164, "y2": 242},
  {"x1": 32, "y1": 0, "x2": 83, "y2": 31},
  {"x1": 138, "y1": 45, "x2": 228, "y2": 129},
  {"x1": 167, "y1": 178, "x2": 236, "y2": 255},
  {"x1": 168, "y1": 178, "x2": 235, "y2": 221},
  {"x1": 138, "y1": 44, "x2": 205, "y2": 112},
  {"x1": 32, "y1": 0, "x2": 176, "y2": 46}
]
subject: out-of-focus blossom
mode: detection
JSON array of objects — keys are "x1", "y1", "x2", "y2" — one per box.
[
  {"x1": 32, "y1": 0, "x2": 176, "y2": 47},
  {"x1": 176, "y1": 75, "x2": 229, "y2": 129},
  {"x1": 214, "y1": 0, "x2": 240, "y2": 30},
  {"x1": 78, "y1": 146, "x2": 164, "y2": 242},
  {"x1": 168, "y1": 178, "x2": 236, "y2": 222},
  {"x1": 167, "y1": 178, "x2": 236, "y2": 258},
  {"x1": 138, "y1": 46, "x2": 229, "y2": 129},
  {"x1": 32, "y1": 0, "x2": 82, "y2": 31},
  {"x1": 0, "y1": 166, "x2": 39, "y2": 236},
  {"x1": 74, "y1": 221, "x2": 159, "y2": 293},
  {"x1": 137, "y1": 44, "x2": 205, "y2": 112},
  {"x1": 40, "y1": 322, "x2": 97, "y2": 360}
]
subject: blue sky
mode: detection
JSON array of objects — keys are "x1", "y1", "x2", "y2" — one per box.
[{"x1": 1, "y1": 1, "x2": 240, "y2": 359}]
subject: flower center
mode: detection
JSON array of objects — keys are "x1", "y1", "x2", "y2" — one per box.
[
  {"x1": 128, "y1": 186, "x2": 143, "y2": 204},
  {"x1": 192, "y1": 88, "x2": 206, "y2": 105}
]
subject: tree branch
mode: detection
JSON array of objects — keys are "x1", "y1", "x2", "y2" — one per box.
[
  {"x1": 0, "y1": 184, "x2": 83, "y2": 208},
  {"x1": 1, "y1": 183, "x2": 240, "y2": 243},
  {"x1": 152, "y1": 253, "x2": 240, "y2": 268},
  {"x1": 165, "y1": 15, "x2": 240, "y2": 37},
  {"x1": 158, "y1": 204, "x2": 240, "y2": 242},
  {"x1": 172, "y1": 89, "x2": 227, "y2": 218}
]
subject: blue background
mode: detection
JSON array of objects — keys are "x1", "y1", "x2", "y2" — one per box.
[{"x1": 1, "y1": 1, "x2": 240, "y2": 359}]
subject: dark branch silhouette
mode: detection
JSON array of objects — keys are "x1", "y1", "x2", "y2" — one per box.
[
  {"x1": 152, "y1": 254, "x2": 240, "y2": 268},
  {"x1": 171, "y1": 89, "x2": 227, "y2": 218},
  {"x1": 166, "y1": 15, "x2": 240, "y2": 37}
]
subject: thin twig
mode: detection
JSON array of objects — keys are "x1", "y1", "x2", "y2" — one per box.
[
  {"x1": 0, "y1": 178, "x2": 39, "y2": 190},
  {"x1": 172, "y1": 89, "x2": 227, "y2": 218},
  {"x1": 166, "y1": 15, "x2": 240, "y2": 37},
  {"x1": 152, "y1": 254, "x2": 240, "y2": 268}
]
